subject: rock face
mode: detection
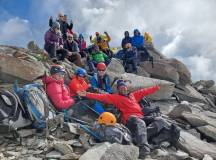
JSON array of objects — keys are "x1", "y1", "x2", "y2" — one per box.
[
  {"x1": 140, "y1": 61, "x2": 180, "y2": 84},
  {"x1": 197, "y1": 125, "x2": 216, "y2": 141},
  {"x1": 0, "y1": 52, "x2": 46, "y2": 83},
  {"x1": 174, "y1": 84, "x2": 206, "y2": 103},
  {"x1": 177, "y1": 131, "x2": 216, "y2": 159},
  {"x1": 181, "y1": 112, "x2": 208, "y2": 127},
  {"x1": 79, "y1": 142, "x2": 139, "y2": 160}
]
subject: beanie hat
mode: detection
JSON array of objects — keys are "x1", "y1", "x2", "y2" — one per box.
[
  {"x1": 52, "y1": 21, "x2": 60, "y2": 29},
  {"x1": 116, "y1": 79, "x2": 127, "y2": 88}
]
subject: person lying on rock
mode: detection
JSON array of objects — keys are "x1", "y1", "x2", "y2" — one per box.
[
  {"x1": 90, "y1": 62, "x2": 113, "y2": 114},
  {"x1": 77, "y1": 79, "x2": 160, "y2": 158},
  {"x1": 63, "y1": 33, "x2": 84, "y2": 67},
  {"x1": 42, "y1": 65, "x2": 75, "y2": 111}
]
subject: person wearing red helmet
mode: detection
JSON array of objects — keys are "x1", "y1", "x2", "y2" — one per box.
[
  {"x1": 87, "y1": 45, "x2": 110, "y2": 72},
  {"x1": 90, "y1": 62, "x2": 112, "y2": 114}
]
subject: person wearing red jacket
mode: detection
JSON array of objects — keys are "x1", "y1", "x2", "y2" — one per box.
[
  {"x1": 42, "y1": 65, "x2": 75, "y2": 111},
  {"x1": 69, "y1": 68, "x2": 90, "y2": 96},
  {"x1": 78, "y1": 79, "x2": 160, "y2": 158}
]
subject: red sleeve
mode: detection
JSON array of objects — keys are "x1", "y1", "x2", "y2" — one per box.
[
  {"x1": 47, "y1": 83, "x2": 74, "y2": 110},
  {"x1": 132, "y1": 85, "x2": 160, "y2": 102},
  {"x1": 86, "y1": 93, "x2": 117, "y2": 105}
]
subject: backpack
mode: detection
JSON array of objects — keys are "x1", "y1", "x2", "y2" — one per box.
[
  {"x1": 93, "y1": 123, "x2": 132, "y2": 145},
  {"x1": 14, "y1": 83, "x2": 55, "y2": 129},
  {"x1": 0, "y1": 90, "x2": 31, "y2": 136},
  {"x1": 140, "y1": 98, "x2": 161, "y2": 118}
]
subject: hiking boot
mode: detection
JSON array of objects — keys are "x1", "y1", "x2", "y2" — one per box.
[{"x1": 139, "y1": 146, "x2": 150, "y2": 159}]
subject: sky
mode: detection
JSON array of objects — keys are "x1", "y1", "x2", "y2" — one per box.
[{"x1": 0, "y1": 0, "x2": 216, "y2": 82}]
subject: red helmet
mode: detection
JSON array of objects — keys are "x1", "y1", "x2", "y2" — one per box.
[{"x1": 97, "y1": 62, "x2": 106, "y2": 71}]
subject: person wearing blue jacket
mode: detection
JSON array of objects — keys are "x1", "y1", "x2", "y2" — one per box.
[
  {"x1": 90, "y1": 62, "x2": 112, "y2": 114},
  {"x1": 132, "y1": 29, "x2": 150, "y2": 61},
  {"x1": 131, "y1": 29, "x2": 144, "y2": 48}
]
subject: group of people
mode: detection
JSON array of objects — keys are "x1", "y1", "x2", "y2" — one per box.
[
  {"x1": 114, "y1": 29, "x2": 153, "y2": 73},
  {"x1": 42, "y1": 13, "x2": 177, "y2": 159}
]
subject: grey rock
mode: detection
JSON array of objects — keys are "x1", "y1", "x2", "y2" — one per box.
[
  {"x1": 53, "y1": 141, "x2": 73, "y2": 155},
  {"x1": 174, "y1": 84, "x2": 206, "y2": 103},
  {"x1": 60, "y1": 153, "x2": 80, "y2": 160},
  {"x1": 107, "y1": 58, "x2": 125, "y2": 75},
  {"x1": 168, "y1": 104, "x2": 192, "y2": 118},
  {"x1": 137, "y1": 66, "x2": 150, "y2": 77},
  {"x1": 202, "y1": 154, "x2": 214, "y2": 160},
  {"x1": 65, "y1": 123, "x2": 79, "y2": 135},
  {"x1": 79, "y1": 142, "x2": 112, "y2": 160},
  {"x1": 177, "y1": 131, "x2": 216, "y2": 159},
  {"x1": 17, "y1": 129, "x2": 36, "y2": 138},
  {"x1": 0, "y1": 53, "x2": 46, "y2": 83},
  {"x1": 193, "y1": 80, "x2": 215, "y2": 90},
  {"x1": 46, "y1": 150, "x2": 62, "y2": 159},
  {"x1": 5, "y1": 151, "x2": 21, "y2": 157},
  {"x1": 101, "y1": 143, "x2": 139, "y2": 160},
  {"x1": 140, "y1": 61, "x2": 180, "y2": 84},
  {"x1": 181, "y1": 112, "x2": 208, "y2": 127},
  {"x1": 197, "y1": 125, "x2": 216, "y2": 141},
  {"x1": 80, "y1": 142, "x2": 139, "y2": 160}
]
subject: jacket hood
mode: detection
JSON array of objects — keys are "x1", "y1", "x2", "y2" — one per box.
[
  {"x1": 42, "y1": 75, "x2": 64, "y2": 86},
  {"x1": 133, "y1": 29, "x2": 140, "y2": 36}
]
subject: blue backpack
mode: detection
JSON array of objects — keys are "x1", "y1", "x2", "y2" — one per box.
[{"x1": 13, "y1": 83, "x2": 55, "y2": 129}]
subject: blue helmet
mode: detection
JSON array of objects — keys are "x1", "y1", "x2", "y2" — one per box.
[{"x1": 75, "y1": 68, "x2": 87, "y2": 77}]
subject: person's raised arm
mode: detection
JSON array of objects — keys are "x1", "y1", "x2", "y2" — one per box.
[{"x1": 133, "y1": 85, "x2": 160, "y2": 102}]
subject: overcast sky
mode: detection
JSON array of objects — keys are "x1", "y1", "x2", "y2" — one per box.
[{"x1": 0, "y1": 0, "x2": 215, "y2": 82}]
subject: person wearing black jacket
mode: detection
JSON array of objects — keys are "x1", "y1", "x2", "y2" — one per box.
[
  {"x1": 49, "y1": 13, "x2": 73, "y2": 41},
  {"x1": 121, "y1": 31, "x2": 132, "y2": 49}
]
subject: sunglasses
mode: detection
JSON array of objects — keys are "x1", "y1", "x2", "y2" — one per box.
[
  {"x1": 68, "y1": 38, "x2": 73, "y2": 40},
  {"x1": 98, "y1": 69, "x2": 106, "y2": 72}
]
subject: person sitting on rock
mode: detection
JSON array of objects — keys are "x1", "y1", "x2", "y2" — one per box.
[
  {"x1": 78, "y1": 34, "x2": 87, "y2": 57},
  {"x1": 132, "y1": 29, "x2": 150, "y2": 61},
  {"x1": 144, "y1": 32, "x2": 153, "y2": 49},
  {"x1": 42, "y1": 65, "x2": 75, "y2": 111},
  {"x1": 90, "y1": 62, "x2": 113, "y2": 114},
  {"x1": 122, "y1": 43, "x2": 138, "y2": 74},
  {"x1": 87, "y1": 45, "x2": 110, "y2": 72},
  {"x1": 90, "y1": 32, "x2": 112, "y2": 57},
  {"x1": 121, "y1": 31, "x2": 132, "y2": 49},
  {"x1": 49, "y1": 13, "x2": 73, "y2": 41},
  {"x1": 77, "y1": 79, "x2": 160, "y2": 158},
  {"x1": 69, "y1": 68, "x2": 90, "y2": 96},
  {"x1": 44, "y1": 21, "x2": 69, "y2": 61},
  {"x1": 63, "y1": 33, "x2": 84, "y2": 67}
]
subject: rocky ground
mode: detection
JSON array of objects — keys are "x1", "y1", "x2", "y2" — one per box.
[{"x1": 0, "y1": 43, "x2": 216, "y2": 160}]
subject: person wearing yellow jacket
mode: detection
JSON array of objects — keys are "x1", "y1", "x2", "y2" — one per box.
[
  {"x1": 144, "y1": 32, "x2": 152, "y2": 44},
  {"x1": 90, "y1": 32, "x2": 112, "y2": 58}
]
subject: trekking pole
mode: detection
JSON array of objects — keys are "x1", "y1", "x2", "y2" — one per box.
[{"x1": 79, "y1": 124, "x2": 101, "y2": 141}]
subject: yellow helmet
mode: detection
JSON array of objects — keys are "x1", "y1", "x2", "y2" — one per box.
[{"x1": 98, "y1": 112, "x2": 117, "y2": 126}]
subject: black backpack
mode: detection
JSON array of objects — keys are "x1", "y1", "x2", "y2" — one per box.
[{"x1": 0, "y1": 90, "x2": 31, "y2": 136}]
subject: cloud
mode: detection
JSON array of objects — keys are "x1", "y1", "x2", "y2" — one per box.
[
  {"x1": 0, "y1": 0, "x2": 216, "y2": 82},
  {"x1": 0, "y1": 17, "x2": 33, "y2": 47}
]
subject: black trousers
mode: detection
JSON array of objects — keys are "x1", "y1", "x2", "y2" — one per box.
[{"x1": 126, "y1": 116, "x2": 150, "y2": 156}]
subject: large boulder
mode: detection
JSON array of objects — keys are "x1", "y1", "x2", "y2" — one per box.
[
  {"x1": 197, "y1": 125, "x2": 216, "y2": 142},
  {"x1": 113, "y1": 73, "x2": 175, "y2": 100},
  {"x1": 167, "y1": 58, "x2": 192, "y2": 85},
  {"x1": 139, "y1": 61, "x2": 180, "y2": 84},
  {"x1": 174, "y1": 84, "x2": 207, "y2": 103},
  {"x1": 193, "y1": 80, "x2": 215, "y2": 90},
  {"x1": 177, "y1": 131, "x2": 216, "y2": 159},
  {"x1": 181, "y1": 112, "x2": 208, "y2": 127},
  {"x1": 0, "y1": 54, "x2": 46, "y2": 83},
  {"x1": 79, "y1": 142, "x2": 139, "y2": 160},
  {"x1": 168, "y1": 104, "x2": 192, "y2": 118}
]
